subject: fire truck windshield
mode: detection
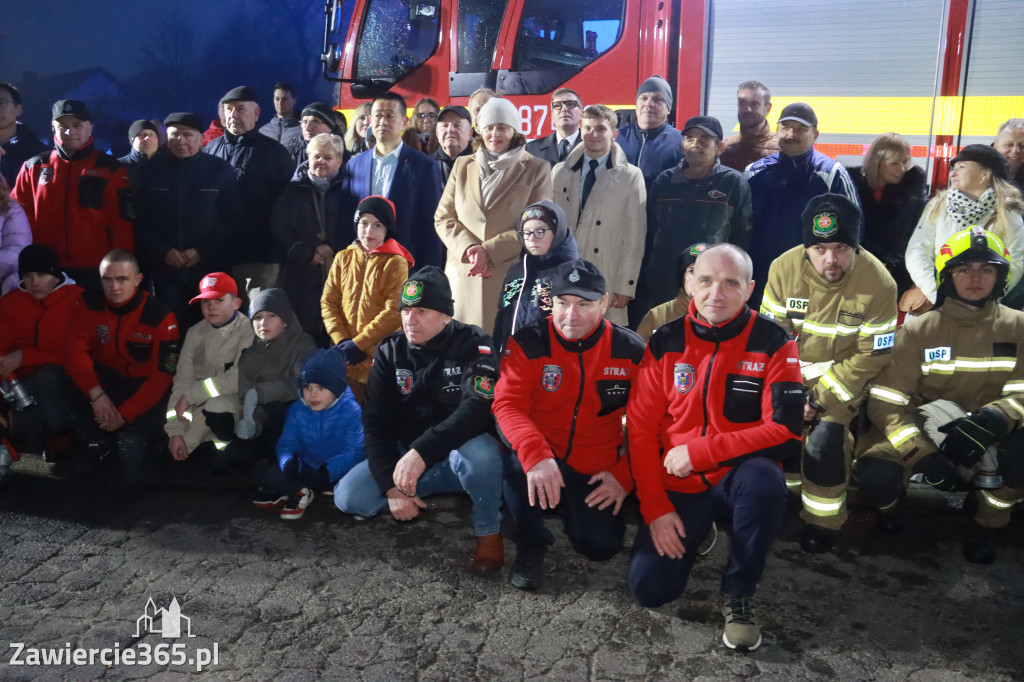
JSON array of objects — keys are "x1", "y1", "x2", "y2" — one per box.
[
  {"x1": 514, "y1": 0, "x2": 624, "y2": 72},
  {"x1": 354, "y1": 0, "x2": 441, "y2": 80}
]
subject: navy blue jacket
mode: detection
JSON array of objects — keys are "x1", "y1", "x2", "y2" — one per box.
[
  {"x1": 615, "y1": 122, "x2": 683, "y2": 187},
  {"x1": 344, "y1": 144, "x2": 445, "y2": 269},
  {"x1": 204, "y1": 130, "x2": 294, "y2": 264},
  {"x1": 743, "y1": 149, "x2": 860, "y2": 301}
]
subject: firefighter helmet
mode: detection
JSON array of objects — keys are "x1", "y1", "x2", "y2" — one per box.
[{"x1": 935, "y1": 226, "x2": 1011, "y2": 300}]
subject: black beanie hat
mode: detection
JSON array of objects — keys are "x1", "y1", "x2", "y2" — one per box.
[
  {"x1": 399, "y1": 266, "x2": 454, "y2": 316},
  {"x1": 301, "y1": 102, "x2": 340, "y2": 133},
  {"x1": 128, "y1": 119, "x2": 157, "y2": 143},
  {"x1": 299, "y1": 349, "x2": 348, "y2": 398},
  {"x1": 801, "y1": 193, "x2": 862, "y2": 249},
  {"x1": 220, "y1": 86, "x2": 259, "y2": 105},
  {"x1": 356, "y1": 195, "x2": 397, "y2": 238},
  {"x1": 18, "y1": 244, "x2": 65, "y2": 285}
]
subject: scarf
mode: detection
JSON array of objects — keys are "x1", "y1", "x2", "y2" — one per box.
[
  {"x1": 477, "y1": 145, "x2": 525, "y2": 205},
  {"x1": 946, "y1": 188, "x2": 997, "y2": 230}
]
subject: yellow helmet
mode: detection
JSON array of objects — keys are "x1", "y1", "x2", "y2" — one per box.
[{"x1": 935, "y1": 226, "x2": 1011, "y2": 298}]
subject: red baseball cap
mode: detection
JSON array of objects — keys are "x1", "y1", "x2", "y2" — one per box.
[{"x1": 189, "y1": 272, "x2": 238, "y2": 304}]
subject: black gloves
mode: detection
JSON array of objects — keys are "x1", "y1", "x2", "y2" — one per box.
[
  {"x1": 938, "y1": 407, "x2": 1008, "y2": 468},
  {"x1": 914, "y1": 453, "x2": 970, "y2": 493},
  {"x1": 336, "y1": 339, "x2": 367, "y2": 366}
]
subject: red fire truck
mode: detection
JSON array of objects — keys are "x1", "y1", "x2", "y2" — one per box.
[{"x1": 320, "y1": 0, "x2": 1023, "y2": 188}]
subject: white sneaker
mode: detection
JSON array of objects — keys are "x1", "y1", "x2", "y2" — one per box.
[{"x1": 280, "y1": 489, "x2": 315, "y2": 520}]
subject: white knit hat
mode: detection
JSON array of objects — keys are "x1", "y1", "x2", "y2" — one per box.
[{"x1": 476, "y1": 98, "x2": 521, "y2": 132}]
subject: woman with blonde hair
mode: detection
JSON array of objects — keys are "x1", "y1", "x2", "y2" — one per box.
[
  {"x1": 902, "y1": 144, "x2": 1024, "y2": 313},
  {"x1": 344, "y1": 102, "x2": 372, "y2": 155},
  {"x1": 848, "y1": 132, "x2": 928, "y2": 295},
  {"x1": 434, "y1": 97, "x2": 551, "y2": 328}
]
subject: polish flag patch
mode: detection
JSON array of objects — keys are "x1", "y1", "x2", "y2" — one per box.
[{"x1": 478, "y1": 346, "x2": 492, "y2": 354}]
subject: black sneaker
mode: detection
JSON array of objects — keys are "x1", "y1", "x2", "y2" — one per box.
[
  {"x1": 252, "y1": 487, "x2": 288, "y2": 509},
  {"x1": 509, "y1": 543, "x2": 547, "y2": 591}
]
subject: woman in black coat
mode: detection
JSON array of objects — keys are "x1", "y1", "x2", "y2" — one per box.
[
  {"x1": 270, "y1": 133, "x2": 358, "y2": 346},
  {"x1": 848, "y1": 132, "x2": 929, "y2": 296}
]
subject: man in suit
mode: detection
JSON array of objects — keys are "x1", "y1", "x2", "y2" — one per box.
[
  {"x1": 344, "y1": 92, "x2": 445, "y2": 269},
  {"x1": 525, "y1": 88, "x2": 583, "y2": 167}
]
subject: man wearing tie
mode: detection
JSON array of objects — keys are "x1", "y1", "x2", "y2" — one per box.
[
  {"x1": 551, "y1": 104, "x2": 646, "y2": 326},
  {"x1": 526, "y1": 89, "x2": 583, "y2": 168}
]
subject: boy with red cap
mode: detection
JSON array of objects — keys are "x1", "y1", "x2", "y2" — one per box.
[{"x1": 165, "y1": 272, "x2": 253, "y2": 462}]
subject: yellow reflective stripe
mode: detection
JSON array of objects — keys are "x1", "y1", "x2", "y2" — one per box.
[
  {"x1": 921, "y1": 357, "x2": 1017, "y2": 375},
  {"x1": 166, "y1": 410, "x2": 178, "y2": 421},
  {"x1": 801, "y1": 491, "x2": 846, "y2": 516},
  {"x1": 212, "y1": 440, "x2": 228, "y2": 451},
  {"x1": 859, "y1": 318, "x2": 898, "y2": 336},
  {"x1": 203, "y1": 378, "x2": 221, "y2": 398},
  {"x1": 888, "y1": 425, "x2": 920, "y2": 448},
  {"x1": 800, "y1": 320, "x2": 862, "y2": 338},
  {"x1": 979, "y1": 490, "x2": 1016, "y2": 510},
  {"x1": 820, "y1": 370, "x2": 853, "y2": 402},
  {"x1": 761, "y1": 294, "x2": 787, "y2": 316},
  {"x1": 869, "y1": 386, "x2": 909, "y2": 405},
  {"x1": 1003, "y1": 381, "x2": 1024, "y2": 394},
  {"x1": 1004, "y1": 398, "x2": 1024, "y2": 420},
  {"x1": 785, "y1": 478, "x2": 802, "y2": 489}
]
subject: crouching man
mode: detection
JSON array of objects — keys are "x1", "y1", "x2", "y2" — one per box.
[
  {"x1": 333, "y1": 266, "x2": 504, "y2": 574},
  {"x1": 855, "y1": 227, "x2": 1024, "y2": 564},
  {"x1": 626, "y1": 244, "x2": 804, "y2": 651},
  {"x1": 493, "y1": 259, "x2": 645, "y2": 591}
]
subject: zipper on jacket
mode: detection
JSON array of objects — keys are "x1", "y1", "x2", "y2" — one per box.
[
  {"x1": 563, "y1": 340, "x2": 586, "y2": 463},
  {"x1": 510, "y1": 252, "x2": 528, "y2": 339},
  {"x1": 700, "y1": 342, "x2": 718, "y2": 436},
  {"x1": 637, "y1": 130, "x2": 648, "y2": 168}
]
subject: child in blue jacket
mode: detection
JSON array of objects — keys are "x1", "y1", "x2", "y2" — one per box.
[{"x1": 254, "y1": 349, "x2": 365, "y2": 519}]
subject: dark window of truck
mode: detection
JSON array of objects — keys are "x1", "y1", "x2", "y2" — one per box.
[
  {"x1": 458, "y1": 0, "x2": 506, "y2": 73},
  {"x1": 513, "y1": 0, "x2": 625, "y2": 73},
  {"x1": 354, "y1": 0, "x2": 441, "y2": 79}
]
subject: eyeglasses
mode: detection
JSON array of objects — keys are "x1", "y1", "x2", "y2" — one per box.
[
  {"x1": 520, "y1": 228, "x2": 550, "y2": 240},
  {"x1": 415, "y1": 112, "x2": 438, "y2": 120},
  {"x1": 0, "y1": 99, "x2": 15, "y2": 107},
  {"x1": 551, "y1": 101, "x2": 580, "y2": 111}
]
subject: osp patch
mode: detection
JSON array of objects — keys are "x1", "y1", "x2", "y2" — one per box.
[
  {"x1": 401, "y1": 281, "x2": 423, "y2": 306},
  {"x1": 812, "y1": 212, "x2": 838, "y2": 239},
  {"x1": 674, "y1": 363, "x2": 695, "y2": 394},
  {"x1": 542, "y1": 364, "x2": 562, "y2": 392}
]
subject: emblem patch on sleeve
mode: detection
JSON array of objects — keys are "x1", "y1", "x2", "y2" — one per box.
[
  {"x1": 474, "y1": 375, "x2": 495, "y2": 399},
  {"x1": 396, "y1": 368, "x2": 414, "y2": 395}
]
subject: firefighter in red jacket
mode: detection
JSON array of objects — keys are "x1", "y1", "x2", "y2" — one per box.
[
  {"x1": 626, "y1": 244, "x2": 804, "y2": 652},
  {"x1": 65, "y1": 249, "x2": 180, "y2": 481},
  {"x1": 493, "y1": 259, "x2": 645, "y2": 592},
  {"x1": 11, "y1": 99, "x2": 133, "y2": 295}
]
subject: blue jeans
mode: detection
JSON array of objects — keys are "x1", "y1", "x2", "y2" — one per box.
[
  {"x1": 628, "y1": 457, "x2": 787, "y2": 607},
  {"x1": 333, "y1": 433, "x2": 503, "y2": 536}
]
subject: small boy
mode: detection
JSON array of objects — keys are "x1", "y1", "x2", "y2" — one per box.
[
  {"x1": 224, "y1": 289, "x2": 316, "y2": 477},
  {"x1": 255, "y1": 349, "x2": 365, "y2": 519},
  {"x1": 166, "y1": 273, "x2": 253, "y2": 461}
]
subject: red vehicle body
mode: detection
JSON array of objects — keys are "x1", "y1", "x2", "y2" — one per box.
[{"x1": 321, "y1": 0, "x2": 1024, "y2": 189}]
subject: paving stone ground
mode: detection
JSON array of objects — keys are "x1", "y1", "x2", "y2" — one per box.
[{"x1": 0, "y1": 455, "x2": 1021, "y2": 681}]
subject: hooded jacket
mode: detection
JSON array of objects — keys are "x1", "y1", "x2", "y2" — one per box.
[
  {"x1": 12, "y1": 139, "x2": 134, "y2": 270},
  {"x1": 276, "y1": 386, "x2": 365, "y2": 481},
  {"x1": 492, "y1": 200, "x2": 577, "y2": 353},
  {"x1": 321, "y1": 237, "x2": 415, "y2": 384},
  {"x1": 0, "y1": 276, "x2": 84, "y2": 370},
  {"x1": 0, "y1": 199, "x2": 31, "y2": 294},
  {"x1": 551, "y1": 141, "x2": 647, "y2": 324},
  {"x1": 270, "y1": 170, "x2": 359, "y2": 334},
  {"x1": 238, "y1": 289, "x2": 317, "y2": 406}
]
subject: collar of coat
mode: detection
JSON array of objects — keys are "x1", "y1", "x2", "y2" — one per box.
[{"x1": 566, "y1": 141, "x2": 626, "y2": 171}]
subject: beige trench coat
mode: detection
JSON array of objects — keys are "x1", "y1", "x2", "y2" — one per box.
[
  {"x1": 434, "y1": 148, "x2": 552, "y2": 330},
  {"x1": 551, "y1": 141, "x2": 647, "y2": 326}
]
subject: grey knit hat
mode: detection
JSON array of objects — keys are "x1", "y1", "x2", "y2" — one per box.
[{"x1": 476, "y1": 98, "x2": 521, "y2": 132}]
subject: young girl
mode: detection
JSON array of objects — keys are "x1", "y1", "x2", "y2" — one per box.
[{"x1": 321, "y1": 196, "x2": 414, "y2": 402}]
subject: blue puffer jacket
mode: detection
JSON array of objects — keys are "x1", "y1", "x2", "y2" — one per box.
[
  {"x1": 275, "y1": 387, "x2": 365, "y2": 482},
  {"x1": 492, "y1": 200, "x2": 578, "y2": 353},
  {"x1": 743, "y1": 149, "x2": 860, "y2": 301},
  {"x1": 615, "y1": 121, "x2": 683, "y2": 187}
]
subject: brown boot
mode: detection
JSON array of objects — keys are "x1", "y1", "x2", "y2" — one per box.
[{"x1": 471, "y1": 533, "x2": 504, "y2": 575}]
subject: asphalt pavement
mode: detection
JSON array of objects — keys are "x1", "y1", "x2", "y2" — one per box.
[{"x1": 1, "y1": 455, "x2": 1021, "y2": 681}]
